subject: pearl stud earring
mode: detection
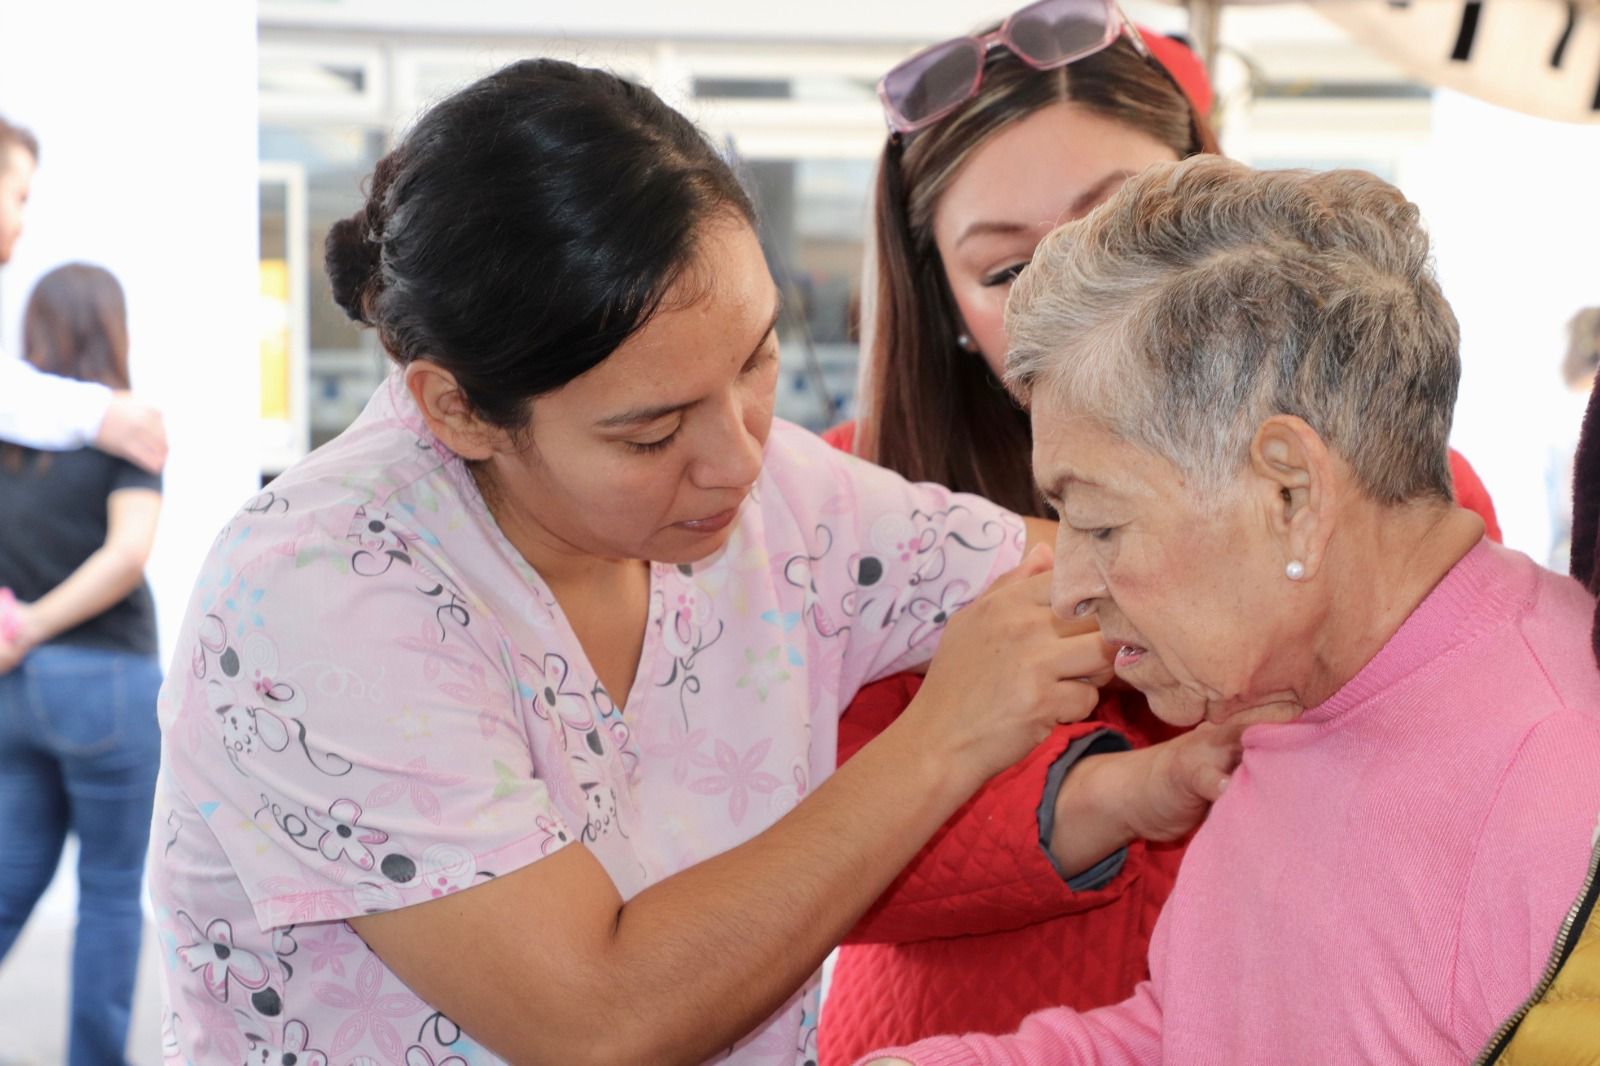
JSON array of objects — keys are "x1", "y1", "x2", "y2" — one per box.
[
  {"x1": 1285, "y1": 560, "x2": 1306, "y2": 581},
  {"x1": 956, "y1": 332, "x2": 974, "y2": 351}
]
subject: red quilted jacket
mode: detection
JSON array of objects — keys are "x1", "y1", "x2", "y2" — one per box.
[{"x1": 819, "y1": 673, "x2": 1186, "y2": 1065}]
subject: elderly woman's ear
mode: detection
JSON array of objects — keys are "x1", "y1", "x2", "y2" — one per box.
[{"x1": 1248, "y1": 414, "x2": 1339, "y2": 584}]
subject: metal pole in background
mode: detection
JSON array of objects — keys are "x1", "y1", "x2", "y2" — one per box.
[{"x1": 1187, "y1": 0, "x2": 1223, "y2": 81}]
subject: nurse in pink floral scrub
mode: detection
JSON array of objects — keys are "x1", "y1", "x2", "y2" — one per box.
[{"x1": 150, "y1": 59, "x2": 1238, "y2": 1066}]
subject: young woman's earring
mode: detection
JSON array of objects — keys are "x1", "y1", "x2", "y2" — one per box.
[
  {"x1": 956, "y1": 332, "x2": 975, "y2": 352},
  {"x1": 1285, "y1": 560, "x2": 1306, "y2": 581}
]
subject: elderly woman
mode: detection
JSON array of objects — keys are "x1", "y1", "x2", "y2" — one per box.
[{"x1": 863, "y1": 157, "x2": 1600, "y2": 1065}]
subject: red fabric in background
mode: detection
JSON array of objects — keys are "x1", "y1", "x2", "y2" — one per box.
[
  {"x1": 1449, "y1": 449, "x2": 1502, "y2": 543},
  {"x1": 822, "y1": 673, "x2": 1186, "y2": 1065}
]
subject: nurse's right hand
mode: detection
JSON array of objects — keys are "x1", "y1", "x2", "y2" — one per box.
[{"x1": 899, "y1": 543, "x2": 1111, "y2": 789}]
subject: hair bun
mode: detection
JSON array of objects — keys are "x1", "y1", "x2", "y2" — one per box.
[{"x1": 325, "y1": 211, "x2": 381, "y2": 325}]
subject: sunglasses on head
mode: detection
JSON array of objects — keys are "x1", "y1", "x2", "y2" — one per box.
[{"x1": 878, "y1": 0, "x2": 1149, "y2": 135}]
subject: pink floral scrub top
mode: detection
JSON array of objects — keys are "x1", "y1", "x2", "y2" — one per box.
[{"x1": 151, "y1": 373, "x2": 1023, "y2": 1066}]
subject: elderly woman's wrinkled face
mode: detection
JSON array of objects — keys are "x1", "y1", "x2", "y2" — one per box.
[{"x1": 1032, "y1": 390, "x2": 1303, "y2": 726}]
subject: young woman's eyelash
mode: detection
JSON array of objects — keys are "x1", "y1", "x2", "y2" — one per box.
[
  {"x1": 743, "y1": 346, "x2": 779, "y2": 374},
  {"x1": 625, "y1": 429, "x2": 679, "y2": 455},
  {"x1": 981, "y1": 263, "x2": 1028, "y2": 288}
]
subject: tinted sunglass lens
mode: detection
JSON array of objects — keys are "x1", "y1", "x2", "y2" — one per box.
[
  {"x1": 884, "y1": 40, "x2": 982, "y2": 127},
  {"x1": 1008, "y1": 0, "x2": 1110, "y2": 65}
]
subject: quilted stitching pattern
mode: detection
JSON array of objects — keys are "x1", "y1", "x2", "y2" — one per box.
[{"x1": 823, "y1": 675, "x2": 1188, "y2": 1064}]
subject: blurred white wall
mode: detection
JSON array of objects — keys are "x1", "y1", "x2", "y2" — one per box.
[
  {"x1": 1403, "y1": 91, "x2": 1600, "y2": 563},
  {"x1": 0, "y1": 0, "x2": 261, "y2": 664},
  {"x1": 257, "y1": 0, "x2": 1187, "y2": 41}
]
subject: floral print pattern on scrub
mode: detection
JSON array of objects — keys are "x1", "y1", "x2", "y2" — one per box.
[{"x1": 151, "y1": 373, "x2": 1023, "y2": 1065}]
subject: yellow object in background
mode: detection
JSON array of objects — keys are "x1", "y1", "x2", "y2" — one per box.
[
  {"x1": 1478, "y1": 833, "x2": 1600, "y2": 1064},
  {"x1": 260, "y1": 259, "x2": 291, "y2": 423}
]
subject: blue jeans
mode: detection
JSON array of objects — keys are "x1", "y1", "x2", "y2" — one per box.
[{"x1": 0, "y1": 645, "x2": 162, "y2": 1066}]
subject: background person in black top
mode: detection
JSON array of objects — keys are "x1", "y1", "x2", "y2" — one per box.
[{"x1": 0, "y1": 263, "x2": 162, "y2": 1066}]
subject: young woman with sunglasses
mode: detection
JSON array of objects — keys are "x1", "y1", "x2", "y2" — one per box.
[{"x1": 819, "y1": 3, "x2": 1501, "y2": 1061}]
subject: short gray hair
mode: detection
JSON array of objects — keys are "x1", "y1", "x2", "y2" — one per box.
[{"x1": 1006, "y1": 156, "x2": 1460, "y2": 506}]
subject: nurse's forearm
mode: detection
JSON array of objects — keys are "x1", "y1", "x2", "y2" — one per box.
[
  {"x1": 605, "y1": 714, "x2": 980, "y2": 1061},
  {"x1": 354, "y1": 712, "x2": 982, "y2": 1066}
]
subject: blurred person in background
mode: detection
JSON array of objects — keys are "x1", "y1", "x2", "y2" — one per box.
[
  {"x1": 818, "y1": 4, "x2": 1500, "y2": 1060},
  {"x1": 1550, "y1": 306, "x2": 1599, "y2": 569},
  {"x1": 0, "y1": 113, "x2": 167, "y2": 475},
  {"x1": 0, "y1": 263, "x2": 164, "y2": 1066}
]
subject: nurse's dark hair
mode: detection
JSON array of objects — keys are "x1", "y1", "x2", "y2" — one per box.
[{"x1": 325, "y1": 58, "x2": 756, "y2": 430}]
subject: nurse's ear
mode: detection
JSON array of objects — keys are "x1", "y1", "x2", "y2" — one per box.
[{"x1": 404, "y1": 360, "x2": 506, "y2": 461}]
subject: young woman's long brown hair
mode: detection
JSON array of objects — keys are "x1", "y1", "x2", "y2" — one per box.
[
  {"x1": 3, "y1": 264, "x2": 130, "y2": 471},
  {"x1": 24, "y1": 263, "x2": 131, "y2": 388},
  {"x1": 856, "y1": 35, "x2": 1218, "y2": 517}
]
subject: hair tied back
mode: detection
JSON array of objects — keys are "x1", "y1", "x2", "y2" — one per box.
[{"x1": 326, "y1": 151, "x2": 401, "y2": 326}]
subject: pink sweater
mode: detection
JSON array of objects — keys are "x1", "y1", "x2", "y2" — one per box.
[{"x1": 865, "y1": 541, "x2": 1600, "y2": 1066}]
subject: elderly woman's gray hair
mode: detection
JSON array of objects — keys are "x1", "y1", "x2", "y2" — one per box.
[{"x1": 1005, "y1": 155, "x2": 1460, "y2": 505}]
